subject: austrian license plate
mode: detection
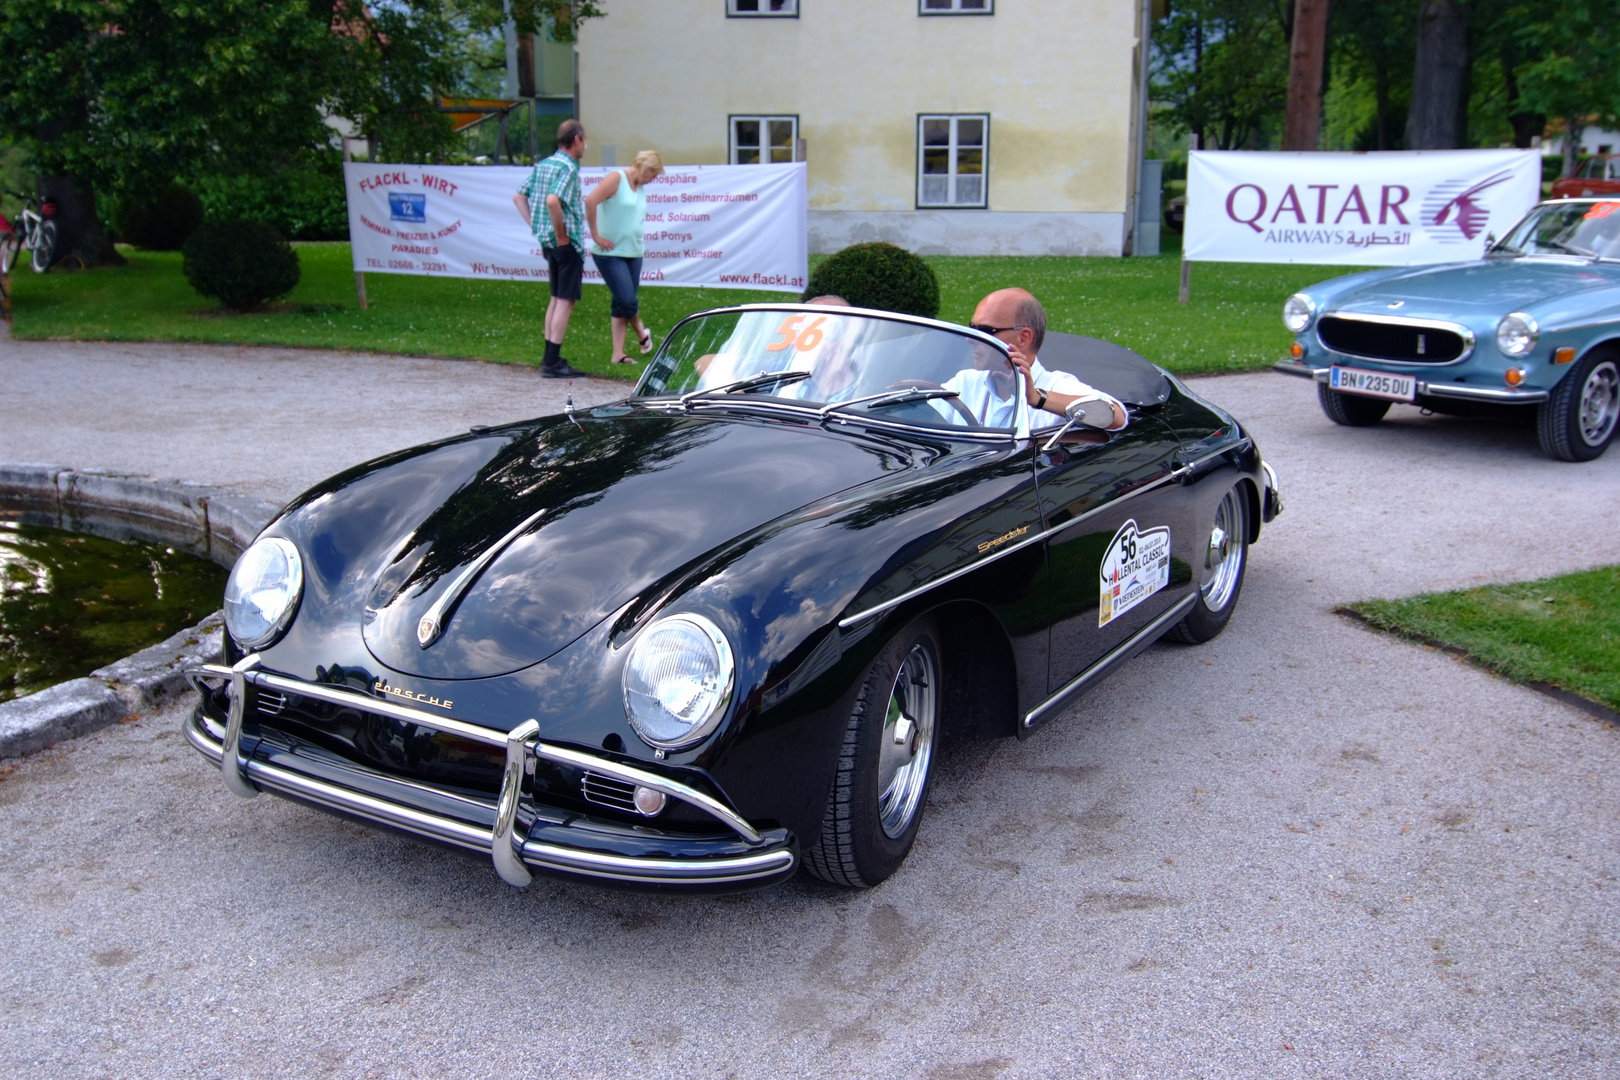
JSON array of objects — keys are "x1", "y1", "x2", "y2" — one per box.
[{"x1": 1329, "y1": 366, "x2": 1416, "y2": 401}]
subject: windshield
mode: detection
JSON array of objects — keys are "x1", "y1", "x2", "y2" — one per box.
[
  {"x1": 635, "y1": 307, "x2": 1026, "y2": 434},
  {"x1": 1491, "y1": 201, "x2": 1620, "y2": 260}
]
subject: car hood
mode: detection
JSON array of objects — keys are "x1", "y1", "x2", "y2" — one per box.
[
  {"x1": 1329, "y1": 258, "x2": 1619, "y2": 319},
  {"x1": 342, "y1": 410, "x2": 914, "y2": 679}
]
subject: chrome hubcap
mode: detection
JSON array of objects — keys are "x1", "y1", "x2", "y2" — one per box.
[
  {"x1": 1578, "y1": 361, "x2": 1619, "y2": 447},
  {"x1": 876, "y1": 643, "x2": 937, "y2": 839},
  {"x1": 1201, "y1": 489, "x2": 1245, "y2": 611}
]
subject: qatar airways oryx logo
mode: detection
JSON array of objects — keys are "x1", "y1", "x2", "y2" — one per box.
[{"x1": 1421, "y1": 169, "x2": 1511, "y2": 243}]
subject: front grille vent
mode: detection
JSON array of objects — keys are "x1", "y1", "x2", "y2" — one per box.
[
  {"x1": 1317, "y1": 316, "x2": 1467, "y2": 364},
  {"x1": 257, "y1": 690, "x2": 289, "y2": 716},
  {"x1": 581, "y1": 772, "x2": 639, "y2": 813}
]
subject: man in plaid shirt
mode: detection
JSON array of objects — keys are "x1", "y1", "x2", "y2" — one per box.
[{"x1": 514, "y1": 119, "x2": 589, "y2": 378}]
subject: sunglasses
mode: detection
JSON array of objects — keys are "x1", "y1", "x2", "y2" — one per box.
[{"x1": 969, "y1": 323, "x2": 1026, "y2": 337}]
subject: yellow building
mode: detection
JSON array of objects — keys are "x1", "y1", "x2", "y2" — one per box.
[{"x1": 575, "y1": 0, "x2": 1156, "y2": 256}]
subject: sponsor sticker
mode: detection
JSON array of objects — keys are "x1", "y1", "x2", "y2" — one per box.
[{"x1": 1099, "y1": 519, "x2": 1171, "y2": 628}]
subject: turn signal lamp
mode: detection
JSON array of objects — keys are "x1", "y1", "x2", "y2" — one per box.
[
  {"x1": 1505, "y1": 368, "x2": 1528, "y2": 387},
  {"x1": 1554, "y1": 347, "x2": 1576, "y2": 365},
  {"x1": 1289, "y1": 342, "x2": 1305, "y2": 360}
]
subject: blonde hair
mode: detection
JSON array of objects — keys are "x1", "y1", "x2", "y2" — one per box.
[{"x1": 633, "y1": 149, "x2": 664, "y2": 176}]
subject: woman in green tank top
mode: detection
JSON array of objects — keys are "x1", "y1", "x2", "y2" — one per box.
[{"x1": 587, "y1": 149, "x2": 664, "y2": 364}]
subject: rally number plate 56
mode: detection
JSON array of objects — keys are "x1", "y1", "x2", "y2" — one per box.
[{"x1": 1329, "y1": 366, "x2": 1416, "y2": 402}]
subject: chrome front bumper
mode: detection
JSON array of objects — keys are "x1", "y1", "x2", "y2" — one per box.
[
  {"x1": 183, "y1": 659, "x2": 796, "y2": 889},
  {"x1": 1273, "y1": 359, "x2": 1550, "y2": 404}
]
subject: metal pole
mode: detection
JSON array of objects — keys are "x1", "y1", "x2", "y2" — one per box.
[
  {"x1": 344, "y1": 143, "x2": 369, "y2": 311},
  {"x1": 1179, "y1": 133, "x2": 1197, "y2": 305}
]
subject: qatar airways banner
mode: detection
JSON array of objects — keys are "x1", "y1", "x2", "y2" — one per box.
[
  {"x1": 1184, "y1": 149, "x2": 1541, "y2": 265},
  {"x1": 343, "y1": 162, "x2": 807, "y2": 291}
]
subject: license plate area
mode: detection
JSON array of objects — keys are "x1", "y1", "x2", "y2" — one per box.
[{"x1": 1329, "y1": 366, "x2": 1416, "y2": 401}]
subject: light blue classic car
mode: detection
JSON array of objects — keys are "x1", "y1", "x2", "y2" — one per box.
[{"x1": 1275, "y1": 198, "x2": 1620, "y2": 461}]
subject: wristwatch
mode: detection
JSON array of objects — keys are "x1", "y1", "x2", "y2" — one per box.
[{"x1": 1034, "y1": 388, "x2": 1048, "y2": 412}]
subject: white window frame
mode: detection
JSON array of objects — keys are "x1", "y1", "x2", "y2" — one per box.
[
  {"x1": 919, "y1": 0, "x2": 994, "y2": 14},
  {"x1": 917, "y1": 114, "x2": 989, "y2": 209},
  {"x1": 727, "y1": 0, "x2": 798, "y2": 16},
  {"x1": 730, "y1": 115, "x2": 799, "y2": 165}
]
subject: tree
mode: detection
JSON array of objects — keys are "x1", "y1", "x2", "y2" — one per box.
[
  {"x1": 1153, "y1": 0, "x2": 1292, "y2": 150},
  {"x1": 1504, "y1": 0, "x2": 1620, "y2": 174}
]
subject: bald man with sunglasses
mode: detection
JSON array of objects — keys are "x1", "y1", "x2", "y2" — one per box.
[{"x1": 968, "y1": 288, "x2": 1127, "y2": 431}]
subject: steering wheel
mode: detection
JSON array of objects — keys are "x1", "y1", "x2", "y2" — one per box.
[{"x1": 884, "y1": 380, "x2": 980, "y2": 426}]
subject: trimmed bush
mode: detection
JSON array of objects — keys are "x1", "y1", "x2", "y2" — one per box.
[
  {"x1": 802, "y1": 242, "x2": 940, "y2": 319},
  {"x1": 191, "y1": 156, "x2": 348, "y2": 241},
  {"x1": 111, "y1": 182, "x2": 204, "y2": 250},
  {"x1": 182, "y1": 220, "x2": 301, "y2": 312}
]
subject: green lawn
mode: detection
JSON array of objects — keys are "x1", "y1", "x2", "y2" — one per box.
[
  {"x1": 1347, "y1": 566, "x2": 1620, "y2": 714},
  {"x1": 5, "y1": 240, "x2": 1343, "y2": 380}
]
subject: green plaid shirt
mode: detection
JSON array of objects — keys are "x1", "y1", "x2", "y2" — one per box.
[{"x1": 518, "y1": 150, "x2": 584, "y2": 248}]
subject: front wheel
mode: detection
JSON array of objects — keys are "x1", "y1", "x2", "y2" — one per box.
[
  {"x1": 1317, "y1": 382, "x2": 1391, "y2": 426},
  {"x1": 30, "y1": 219, "x2": 57, "y2": 273},
  {"x1": 1537, "y1": 350, "x2": 1619, "y2": 462},
  {"x1": 803, "y1": 616, "x2": 941, "y2": 888},
  {"x1": 1167, "y1": 484, "x2": 1249, "y2": 645}
]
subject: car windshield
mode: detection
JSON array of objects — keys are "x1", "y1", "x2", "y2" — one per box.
[
  {"x1": 634, "y1": 307, "x2": 1027, "y2": 435},
  {"x1": 1490, "y1": 201, "x2": 1620, "y2": 260}
]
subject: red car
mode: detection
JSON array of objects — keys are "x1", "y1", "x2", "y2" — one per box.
[{"x1": 1551, "y1": 155, "x2": 1620, "y2": 199}]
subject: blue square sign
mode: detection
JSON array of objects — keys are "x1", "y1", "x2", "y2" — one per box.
[{"x1": 388, "y1": 193, "x2": 426, "y2": 224}]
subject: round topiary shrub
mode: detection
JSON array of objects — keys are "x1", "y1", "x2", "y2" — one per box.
[
  {"x1": 182, "y1": 220, "x2": 300, "y2": 312},
  {"x1": 111, "y1": 182, "x2": 204, "y2": 250},
  {"x1": 802, "y1": 242, "x2": 940, "y2": 319}
]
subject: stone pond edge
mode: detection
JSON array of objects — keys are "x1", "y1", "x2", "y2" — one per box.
[{"x1": 0, "y1": 463, "x2": 281, "y2": 758}]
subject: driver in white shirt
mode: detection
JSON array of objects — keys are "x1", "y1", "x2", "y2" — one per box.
[{"x1": 953, "y1": 288, "x2": 1127, "y2": 431}]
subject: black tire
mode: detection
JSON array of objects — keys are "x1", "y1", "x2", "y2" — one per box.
[
  {"x1": 1317, "y1": 382, "x2": 1391, "y2": 426},
  {"x1": 30, "y1": 219, "x2": 57, "y2": 273},
  {"x1": 0, "y1": 231, "x2": 17, "y2": 276},
  {"x1": 803, "y1": 616, "x2": 942, "y2": 888},
  {"x1": 1166, "y1": 484, "x2": 1249, "y2": 645},
  {"x1": 1537, "y1": 349, "x2": 1620, "y2": 462}
]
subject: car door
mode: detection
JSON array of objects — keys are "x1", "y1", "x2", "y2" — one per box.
[{"x1": 1029, "y1": 413, "x2": 1193, "y2": 733}]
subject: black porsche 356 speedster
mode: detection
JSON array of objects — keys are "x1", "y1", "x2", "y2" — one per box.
[{"x1": 185, "y1": 305, "x2": 1281, "y2": 892}]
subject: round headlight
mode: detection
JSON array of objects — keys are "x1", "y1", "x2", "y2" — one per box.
[
  {"x1": 1283, "y1": 293, "x2": 1316, "y2": 334},
  {"x1": 223, "y1": 537, "x2": 304, "y2": 649},
  {"x1": 622, "y1": 614, "x2": 735, "y2": 750},
  {"x1": 1496, "y1": 312, "x2": 1539, "y2": 357}
]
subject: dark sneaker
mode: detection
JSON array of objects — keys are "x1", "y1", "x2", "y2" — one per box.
[{"x1": 541, "y1": 359, "x2": 587, "y2": 379}]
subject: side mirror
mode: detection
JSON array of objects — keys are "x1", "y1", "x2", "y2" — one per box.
[{"x1": 1065, "y1": 397, "x2": 1116, "y2": 429}]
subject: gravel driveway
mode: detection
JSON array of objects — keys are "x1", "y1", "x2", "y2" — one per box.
[{"x1": 2, "y1": 337, "x2": 1617, "y2": 1079}]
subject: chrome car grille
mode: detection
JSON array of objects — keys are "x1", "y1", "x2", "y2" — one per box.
[
  {"x1": 257, "y1": 689, "x2": 288, "y2": 716},
  {"x1": 581, "y1": 771, "x2": 639, "y2": 813},
  {"x1": 1317, "y1": 316, "x2": 1468, "y2": 364}
]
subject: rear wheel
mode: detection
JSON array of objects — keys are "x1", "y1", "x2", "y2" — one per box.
[
  {"x1": 803, "y1": 616, "x2": 941, "y2": 888},
  {"x1": 30, "y1": 219, "x2": 57, "y2": 273},
  {"x1": 1537, "y1": 350, "x2": 1619, "y2": 462},
  {"x1": 1317, "y1": 382, "x2": 1391, "y2": 426},
  {"x1": 0, "y1": 231, "x2": 18, "y2": 275},
  {"x1": 1167, "y1": 484, "x2": 1248, "y2": 645}
]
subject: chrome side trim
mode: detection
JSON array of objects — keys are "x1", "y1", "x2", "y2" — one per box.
[
  {"x1": 836, "y1": 442, "x2": 1246, "y2": 630},
  {"x1": 519, "y1": 838, "x2": 795, "y2": 885},
  {"x1": 222, "y1": 655, "x2": 262, "y2": 799},
  {"x1": 417, "y1": 505, "x2": 550, "y2": 648},
  {"x1": 1316, "y1": 311, "x2": 1476, "y2": 366},
  {"x1": 1023, "y1": 593, "x2": 1198, "y2": 729},
  {"x1": 533, "y1": 742, "x2": 763, "y2": 844},
  {"x1": 493, "y1": 719, "x2": 540, "y2": 887}
]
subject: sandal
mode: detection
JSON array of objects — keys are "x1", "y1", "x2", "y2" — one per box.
[
  {"x1": 611, "y1": 355, "x2": 639, "y2": 364},
  {"x1": 637, "y1": 325, "x2": 654, "y2": 354}
]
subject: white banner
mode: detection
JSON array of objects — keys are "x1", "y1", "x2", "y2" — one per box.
[
  {"x1": 1184, "y1": 149, "x2": 1542, "y2": 265},
  {"x1": 343, "y1": 162, "x2": 807, "y2": 291}
]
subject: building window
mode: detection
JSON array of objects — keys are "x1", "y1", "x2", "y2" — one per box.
[
  {"x1": 920, "y1": 0, "x2": 993, "y2": 13},
  {"x1": 731, "y1": 116, "x2": 798, "y2": 164},
  {"x1": 918, "y1": 115, "x2": 987, "y2": 208},
  {"x1": 728, "y1": 0, "x2": 798, "y2": 16}
]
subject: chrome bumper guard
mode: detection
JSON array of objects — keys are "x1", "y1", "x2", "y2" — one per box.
[
  {"x1": 183, "y1": 659, "x2": 795, "y2": 888},
  {"x1": 1261, "y1": 461, "x2": 1283, "y2": 523},
  {"x1": 1309, "y1": 367, "x2": 1549, "y2": 404}
]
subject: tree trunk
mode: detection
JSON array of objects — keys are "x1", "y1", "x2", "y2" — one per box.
[
  {"x1": 1282, "y1": 0, "x2": 1330, "y2": 150},
  {"x1": 37, "y1": 176, "x2": 124, "y2": 269},
  {"x1": 1565, "y1": 118, "x2": 1581, "y2": 178},
  {"x1": 1407, "y1": 0, "x2": 1468, "y2": 149}
]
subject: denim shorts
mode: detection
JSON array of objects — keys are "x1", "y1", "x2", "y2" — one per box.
[{"x1": 591, "y1": 253, "x2": 642, "y2": 319}]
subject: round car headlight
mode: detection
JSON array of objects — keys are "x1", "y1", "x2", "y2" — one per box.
[
  {"x1": 622, "y1": 614, "x2": 735, "y2": 750},
  {"x1": 1283, "y1": 293, "x2": 1316, "y2": 334},
  {"x1": 1496, "y1": 312, "x2": 1539, "y2": 357},
  {"x1": 223, "y1": 537, "x2": 304, "y2": 649}
]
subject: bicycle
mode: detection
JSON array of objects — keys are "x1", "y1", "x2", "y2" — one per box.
[{"x1": 0, "y1": 191, "x2": 60, "y2": 276}]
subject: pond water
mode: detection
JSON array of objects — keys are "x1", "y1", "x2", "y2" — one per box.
[{"x1": 0, "y1": 518, "x2": 228, "y2": 703}]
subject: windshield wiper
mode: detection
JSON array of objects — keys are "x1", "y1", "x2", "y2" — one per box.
[
  {"x1": 680, "y1": 369, "x2": 811, "y2": 409},
  {"x1": 820, "y1": 387, "x2": 961, "y2": 418},
  {"x1": 1539, "y1": 239, "x2": 1599, "y2": 258}
]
